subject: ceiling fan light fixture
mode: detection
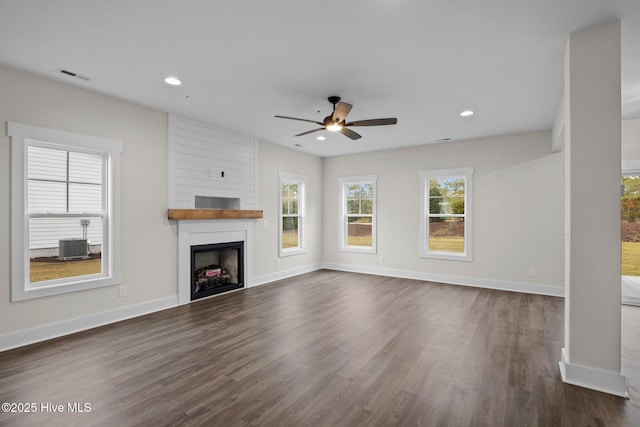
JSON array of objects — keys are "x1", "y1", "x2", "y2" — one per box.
[{"x1": 326, "y1": 123, "x2": 343, "y2": 132}]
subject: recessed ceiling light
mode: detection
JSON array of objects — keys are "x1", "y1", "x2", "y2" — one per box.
[
  {"x1": 316, "y1": 136, "x2": 326, "y2": 141},
  {"x1": 164, "y1": 76, "x2": 182, "y2": 86},
  {"x1": 460, "y1": 110, "x2": 474, "y2": 117}
]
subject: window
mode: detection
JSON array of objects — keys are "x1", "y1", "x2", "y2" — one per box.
[
  {"x1": 279, "y1": 172, "x2": 306, "y2": 256},
  {"x1": 420, "y1": 167, "x2": 473, "y2": 260},
  {"x1": 339, "y1": 175, "x2": 377, "y2": 253},
  {"x1": 9, "y1": 122, "x2": 122, "y2": 301}
]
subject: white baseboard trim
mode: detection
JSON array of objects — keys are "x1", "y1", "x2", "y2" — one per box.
[
  {"x1": 252, "y1": 263, "x2": 323, "y2": 287},
  {"x1": 0, "y1": 296, "x2": 178, "y2": 353},
  {"x1": 321, "y1": 263, "x2": 565, "y2": 297},
  {"x1": 559, "y1": 348, "x2": 628, "y2": 398}
]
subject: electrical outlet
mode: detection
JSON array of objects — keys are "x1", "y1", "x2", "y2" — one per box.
[
  {"x1": 118, "y1": 285, "x2": 127, "y2": 297},
  {"x1": 263, "y1": 219, "x2": 270, "y2": 227},
  {"x1": 530, "y1": 268, "x2": 537, "y2": 277}
]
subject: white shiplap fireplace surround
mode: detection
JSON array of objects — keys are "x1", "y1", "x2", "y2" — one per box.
[{"x1": 168, "y1": 115, "x2": 260, "y2": 305}]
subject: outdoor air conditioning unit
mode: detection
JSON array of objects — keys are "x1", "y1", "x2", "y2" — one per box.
[{"x1": 59, "y1": 238, "x2": 88, "y2": 260}]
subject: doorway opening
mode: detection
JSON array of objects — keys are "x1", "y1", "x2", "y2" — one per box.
[{"x1": 621, "y1": 174, "x2": 640, "y2": 305}]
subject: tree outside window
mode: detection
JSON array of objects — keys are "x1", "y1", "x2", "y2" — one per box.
[
  {"x1": 428, "y1": 177, "x2": 466, "y2": 253},
  {"x1": 279, "y1": 172, "x2": 306, "y2": 256},
  {"x1": 282, "y1": 183, "x2": 300, "y2": 249},
  {"x1": 420, "y1": 168, "x2": 473, "y2": 261},
  {"x1": 346, "y1": 183, "x2": 374, "y2": 247},
  {"x1": 340, "y1": 175, "x2": 377, "y2": 253}
]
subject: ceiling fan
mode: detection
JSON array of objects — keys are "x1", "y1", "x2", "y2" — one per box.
[{"x1": 275, "y1": 96, "x2": 397, "y2": 140}]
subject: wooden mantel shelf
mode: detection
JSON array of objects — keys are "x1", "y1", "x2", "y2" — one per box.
[{"x1": 168, "y1": 209, "x2": 263, "y2": 220}]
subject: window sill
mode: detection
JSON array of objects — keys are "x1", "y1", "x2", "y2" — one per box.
[
  {"x1": 421, "y1": 252, "x2": 472, "y2": 262},
  {"x1": 339, "y1": 246, "x2": 377, "y2": 254},
  {"x1": 13, "y1": 275, "x2": 119, "y2": 301},
  {"x1": 279, "y1": 249, "x2": 307, "y2": 257}
]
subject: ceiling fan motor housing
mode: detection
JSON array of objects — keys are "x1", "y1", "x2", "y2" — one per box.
[{"x1": 324, "y1": 115, "x2": 339, "y2": 126}]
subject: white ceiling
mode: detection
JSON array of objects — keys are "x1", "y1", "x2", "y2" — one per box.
[{"x1": 1, "y1": 0, "x2": 640, "y2": 157}]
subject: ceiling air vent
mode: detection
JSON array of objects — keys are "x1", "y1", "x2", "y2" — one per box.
[{"x1": 56, "y1": 68, "x2": 94, "y2": 82}]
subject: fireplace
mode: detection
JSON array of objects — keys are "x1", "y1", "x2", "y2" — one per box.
[
  {"x1": 191, "y1": 241, "x2": 244, "y2": 300},
  {"x1": 175, "y1": 219, "x2": 254, "y2": 305}
]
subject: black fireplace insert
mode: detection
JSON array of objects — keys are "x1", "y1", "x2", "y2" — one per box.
[{"x1": 190, "y1": 241, "x2": 244, "y2": 300}]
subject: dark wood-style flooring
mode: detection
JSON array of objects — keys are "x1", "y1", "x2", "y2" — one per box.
[{"x1": 1, "y1": 270, "x2": 639, "y2": 426}]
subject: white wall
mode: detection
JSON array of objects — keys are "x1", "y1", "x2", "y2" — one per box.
[
  {"x1": 322, "y1": 131, "x2": 565, "y2": 293},
  {"x1": 253, "y1": 141, "x2": 324, "y2": 283},
  {"x1": 0, "y1": 65, "x2": 177, "y2": 338}
]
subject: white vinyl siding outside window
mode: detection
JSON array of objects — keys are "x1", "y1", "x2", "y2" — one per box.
[
  {"x1": 279, "y1": 172, "x2": 306, "y2": 257},
  {"x1": 9, "y1": 122, "x2": 122, "y2": 301},
  {"x1": 339, "y1": 175, "x2": 377, "y2": 253},
  {"x1": 27, "y1": 146, "x2": 104, "y2": 249},
  {"x1": 419, "y1": 167, "x2": 473, "y2": 261}
]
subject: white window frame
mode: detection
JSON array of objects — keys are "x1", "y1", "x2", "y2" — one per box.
[
  {"x1": 279, "y1": 171, "x2": 307, "y2": 257},
  {"x1": 339, "y1": 174, "x2": 377, "y2": 254},
  {"x1": 9, "y1": 122, "x2": 122, "y2": 301},
  {"x1": 419, "y1": 167, "x2": 473, "y2": 261}
]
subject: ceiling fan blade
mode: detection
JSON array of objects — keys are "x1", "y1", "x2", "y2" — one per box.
[
  {"x1": 332, "y1": 102, "x2": 352, "y2": 123},
  {"x1": 340, "y1": 127, "x2": 362, "y2": 140},
  {"x1": 275, "y1": 115, "x2": 324, "y2": 126},
  {"x1": 295, "y1": 128, "x2": 325, "y2": 137},
  {"x1": 346, "y1": 118, "x2": 398, "y2": 127}
]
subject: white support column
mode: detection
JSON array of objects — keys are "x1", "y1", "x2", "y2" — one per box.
[{"x1": 560, "y1": 21, "x2": 627, "y2": 397}]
